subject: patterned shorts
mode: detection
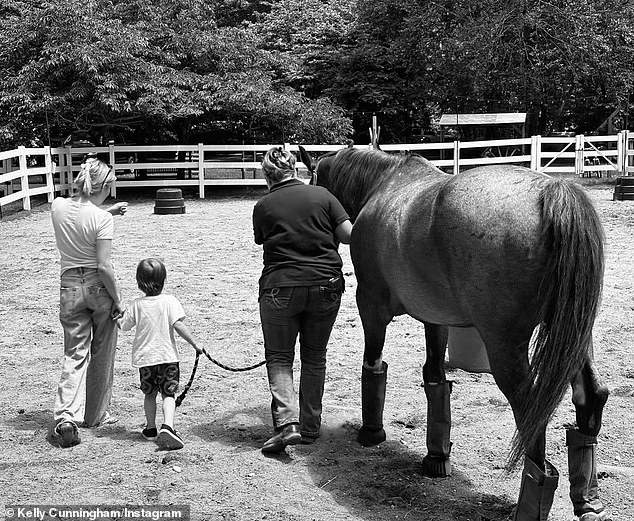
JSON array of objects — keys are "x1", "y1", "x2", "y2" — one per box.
[{"x1": 139, "y1": 363, "x2": 180, "y2": 397}]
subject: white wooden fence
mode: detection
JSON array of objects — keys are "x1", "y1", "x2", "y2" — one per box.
[{"x1": 1, "y1": 132, "x2": 633, "y2": 214}]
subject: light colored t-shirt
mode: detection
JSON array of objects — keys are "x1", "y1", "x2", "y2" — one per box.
[
  {"x1": 118, "y1": 294, "x2": 186, "y2": 368},
  {"x1": 51, "y1": 197, "x2": 114, "y2": 275}
]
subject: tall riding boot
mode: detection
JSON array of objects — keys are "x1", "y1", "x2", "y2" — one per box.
[
  {"x1": 357, "y1": 361, "x2": 388, "y2": 446},
  {"x1": 514, "y1": 456, "x2": 559, "y2": 521},
  {"x1": 422, "y1": 381, "x2": 453, "y2": 477},
  {"x1": 567, "y1": 429, "x2": 606, "y2": 520}
]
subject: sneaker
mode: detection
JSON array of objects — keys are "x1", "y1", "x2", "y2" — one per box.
[
  {"x1": 142, "y1": 427, "x2": 158, "y2": 440},
  {"x1": 55, "y1": 421, "x2": 81, "y2": 448},
  {"x1": 83, "y1": 413, "x2": 119, "y2": 428},
  {"x1": 261, "y1": 423, "x2": 301, "y2": 453},
  {"x1": 97, "y1": 413, "x2": 119, "y2": 426},
  {"x1": 157, "y1": 424, "x2": 184, "y2": 450}
]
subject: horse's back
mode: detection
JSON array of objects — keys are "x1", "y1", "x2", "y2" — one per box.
[
  {"x1": 437, "y1": 165, "x2": 549, "y2": 228},
  {"x1": 355, "y1": 164, "x2": 552, "y2": 327},
  {"x1": 429, "y1": 166, "x2": 551, "y2": 323}
]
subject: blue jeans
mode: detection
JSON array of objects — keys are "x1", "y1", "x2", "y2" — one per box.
[
  {"x1": 54, "y1": 267, "x2": 118, "y2": 427},
  {"x1": 259, "y1": 282, "x2": 343, "y2": 437}
]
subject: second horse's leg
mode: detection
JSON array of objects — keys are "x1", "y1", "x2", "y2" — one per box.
[
  {"x1": 421, "y1": 322, "x2": 451, "y2": 477},
  {"x1": 567, "y1": 344, "x2": 609, "y2": 521}
]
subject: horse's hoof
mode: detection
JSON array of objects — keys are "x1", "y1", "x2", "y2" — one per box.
[
  {"x1": 578, "y1": 512, "x2": 608, "y2": 521},
  {"x1": 357, "y1": 426, "x2": 386, "y2": 447},
  {"x1": 422, "y1": 455, "x2": 452, "y2": 477}
]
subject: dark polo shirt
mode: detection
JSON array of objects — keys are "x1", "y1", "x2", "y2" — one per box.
[{"x1": 253, "y1": 179, "x2": 350, "y2": 291}]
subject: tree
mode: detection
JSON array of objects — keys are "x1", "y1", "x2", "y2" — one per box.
[
  {"x1": 247, "y1": 0, "x2": 355, "y2": 142},
  {"x1": 323, "y1": 0, "x2": 634, "y2": 139},
  {"x1": 0, "y1": 0, "x2": 352, "y2": 148},
  {"x1": 2, "y1": 0, "x2": 632, "y2": 148}
]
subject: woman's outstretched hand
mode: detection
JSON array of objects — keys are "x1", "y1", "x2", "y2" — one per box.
[{"x1": 107, "y1": 202, "x2": 128, "y2": 216}]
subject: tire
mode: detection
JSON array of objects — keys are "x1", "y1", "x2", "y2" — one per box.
[
  {"x1": 156, "y1": 188, "x2": 183, "y2": 199},
  {"x1": 613, "y1": 193, "x2": 634, "y2": 201},
  {"x1": 154, "y1": 198, "x2": 185, "y2": 208},
  {"x1": 154, "y1": 206, "x2": 186, "y2": 214},
  {"x1": 616, "y1": 177, "x2": 634, "y2": 187}
]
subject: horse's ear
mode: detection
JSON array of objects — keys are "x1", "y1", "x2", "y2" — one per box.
[{"x1": 298, "y1": 145, "x2": 315, "y2": 174}]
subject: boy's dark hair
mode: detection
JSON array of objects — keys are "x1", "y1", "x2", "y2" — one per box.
[{"x1": 136, "y1": 258, "x2": 166, "y2": 296}]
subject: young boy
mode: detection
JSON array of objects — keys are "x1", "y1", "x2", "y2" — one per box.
[{"x1": 117, "y1": 258, "x2": 201, "y2": 450}]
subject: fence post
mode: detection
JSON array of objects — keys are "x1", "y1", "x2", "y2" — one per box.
[
  {"x1": 2, "y1": 159, "x2": 13, "y2": 194},
  {"x1": 44, "y1": 146, "x2": 54, "y2": 202},
  {"x1": 453, "y1": 140, "x2": 460, "y2": 175},
  {"x1": 108, "y1": 140, "x2": 117, "y2": 199},
  {"x1": 59, "y1": 150, "x2": 67, "y2": 194},
  {"x1": 530, "y1": 135, "x2": 542, "y2": 171},
  {"x1": 63, "y1": 147, "x2": 73, "y2": 195},
  {"x1": 198, "y1": 143, "x2": 205, "y2": 198},
  {"x1": 575, "y1": 134, "x2": 585, "y2": 177},
  {"x1": 618, "y1": 130, "x2": 630, "y2": 176},
  {"x1": 617, "y1": 131, "x2": 624, "y2": 176},
  {"x1": 18, "y1": 146, "x2": 31, "y2": 211}
]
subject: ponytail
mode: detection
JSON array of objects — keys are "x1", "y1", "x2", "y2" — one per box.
[{"x1": 73, "y1": 157, "x2": 112, "y2": 196}]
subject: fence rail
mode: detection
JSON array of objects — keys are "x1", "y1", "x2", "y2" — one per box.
[{"x1": 1, "y1": 133, "x2": 632, "y2": 215}]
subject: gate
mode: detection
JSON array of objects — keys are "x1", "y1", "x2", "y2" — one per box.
[{"x1": 576, "y1": 134, "x2": 621, "y2": 178}]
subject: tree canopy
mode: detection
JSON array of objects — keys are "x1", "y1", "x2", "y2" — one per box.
[
  {"x1": 1, "y1": 0, "x2": 633, "y2": 148},
  {"x1": 0, "y1": 0, "x2": 352, "y2": 147}
]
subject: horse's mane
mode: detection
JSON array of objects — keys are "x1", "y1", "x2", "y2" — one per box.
[{"x1": 325, "y1": 148, "x2": 414, "y2": 219}]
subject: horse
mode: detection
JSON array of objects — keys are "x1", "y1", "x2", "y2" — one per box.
[{"x1": 299, "y1": 146, "x2": 609, "y2": 521}]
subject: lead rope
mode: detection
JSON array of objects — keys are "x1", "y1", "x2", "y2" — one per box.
[{"x1": 175, "y1": 348, "x2": 266, "y2": 407}]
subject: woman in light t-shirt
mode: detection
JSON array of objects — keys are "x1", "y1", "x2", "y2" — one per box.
[{"x1": 50, "y1": 155, "x2": 127, "y2": 448}]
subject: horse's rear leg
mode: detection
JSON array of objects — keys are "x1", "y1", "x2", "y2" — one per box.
[
  {"x1": 356, "y1": 290, "x2": 392, "y2": 447},
  {"x1": 421, "y1": 323, "x2": 452, "y2": 477},
  {"x1": 485, "y1": 335, "x2": 558, "y2": 521},
  {"x1": 567, "y1": 346, "x2": 609, "y2": 521}
]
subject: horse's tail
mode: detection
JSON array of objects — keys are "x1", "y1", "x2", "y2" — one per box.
[{"x1": 507, "y1": 179, "x2": 604, "y2": 469}]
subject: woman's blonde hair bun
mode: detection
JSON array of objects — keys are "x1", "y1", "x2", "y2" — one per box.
[{"x1": 261, "y1": 147, "x2": 296, "y2": 184}]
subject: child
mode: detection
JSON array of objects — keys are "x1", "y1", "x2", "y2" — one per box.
[{"x1": 117, "y1": 258, "x2": 202, "y2": 450}]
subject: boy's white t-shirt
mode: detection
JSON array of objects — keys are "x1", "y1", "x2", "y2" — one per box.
[{"x1": 118, "y1": 294, "x2": 186, "y2": 368}]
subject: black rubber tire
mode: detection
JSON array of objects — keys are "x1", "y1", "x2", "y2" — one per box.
[
  {"x1": 616, "y1": 177, "x2": 634, "y2": 186},
  {"x1": 154, "y1": 206, "x2": 186, "y2": 214},
  {"x1": 613, "y1": 193, "x2": 634, "y2": 201},
  {"x1": 154, "y1": 198, "x2": 185, "y2": 207},
  {"x1": 155, "y1": 188, "x2": 183, "y2": 199}
]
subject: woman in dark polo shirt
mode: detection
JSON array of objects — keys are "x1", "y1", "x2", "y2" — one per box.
[{"x1": 253, "y1": 146, "x2": 352, "y2": 453}]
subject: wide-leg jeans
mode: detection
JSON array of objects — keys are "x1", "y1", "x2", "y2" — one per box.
[
  {"x1": 54, "y1": 267, "x2": 117, "y2": 427},
  {"x1": 259, "y1": 283, "x2": 342, "y2": 438}
]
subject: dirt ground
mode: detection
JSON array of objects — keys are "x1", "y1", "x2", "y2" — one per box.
[{"x1": 0, "y1": 181, "x2": 632, "y2": 521}]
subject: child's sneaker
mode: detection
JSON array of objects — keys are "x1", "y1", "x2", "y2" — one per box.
[
  {"x1": 157, "y1": 424, "x2": 184, "y2": 450},
  {"x1": 142, "y1": 427, "x2": 158, "y2": 440}
]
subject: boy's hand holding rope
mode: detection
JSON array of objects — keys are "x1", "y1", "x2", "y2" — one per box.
[{"x1": 175, "y1": 347, "x2": 266, "y2": 407}]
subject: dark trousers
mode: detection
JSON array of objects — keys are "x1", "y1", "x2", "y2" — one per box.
[{"x1": 259, "y1": 283, "x2": 342, "y2": 437}]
